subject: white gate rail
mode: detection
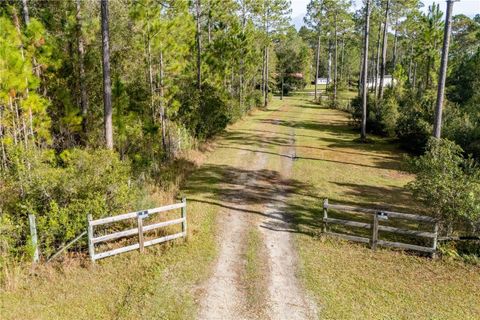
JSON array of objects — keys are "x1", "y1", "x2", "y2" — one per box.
[{"x1": 87, "y1": 198, "x2": 187, "y2": 261}]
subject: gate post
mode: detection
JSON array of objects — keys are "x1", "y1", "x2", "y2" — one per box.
[
  {"x1": 28, "y1": 214, "x2": 39, "y2": 263},
  {"x1": 371, "y1": 213, "x2": 379, "y2": 250},
  {"x1": 87, "y1": 214, "x2": 95, "y2": 262},
  {"x1": 323, "y1": 199, "x2": 329, "y2": 233},
  {"x1": 137, "y1": 213, "x2": 145, "y2": 253},
  {"x1": 181, "y1": 198, "x2": 187, "y2": 237},
  {"x1": 432, "y1": 221, "x2": 439, "y2": 259}
]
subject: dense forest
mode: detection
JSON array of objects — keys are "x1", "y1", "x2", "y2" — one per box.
[
  {"x1": 1, "y1": 0, "x2": 479, "y2": 265},
  {"x1": 0, "y1": 0, "x2": 311, "y2": 262}
]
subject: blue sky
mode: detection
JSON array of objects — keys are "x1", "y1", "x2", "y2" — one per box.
[{"x1": 291, "y1": 0, "x2": 480, "y2": 29}]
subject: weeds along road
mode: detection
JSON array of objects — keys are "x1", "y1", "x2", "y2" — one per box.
[
  {"x1": 3, "y1": 91, "x2": 479, "y2": 319},
  {"x1": 195, "y1": 94, "x2": 318, "y2": 319},
  {"x1": 192, "y1": 90, "x2": 480, "y2": 319}
]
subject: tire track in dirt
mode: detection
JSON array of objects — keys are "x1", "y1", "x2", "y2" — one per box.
[
  {"x1": 197, "y1": 148, "x2": 268, "y2": 320},
  {"x1": 198, "y1": 102, "x2": 317, "y2": 319},
  {"x1": 259, "y1": 123, "x2": 318, "y2": 319}
]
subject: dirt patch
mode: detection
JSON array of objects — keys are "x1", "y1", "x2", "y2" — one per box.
[
  {"x1": 197, "y1": 150, "x2": 269, "y2": 319},
  {"x1": 197, "y1": 105, "x2": 317, "y2": 319},
  {"x1": 259, "y1": 126, "x2": 318, "y2": 319}
]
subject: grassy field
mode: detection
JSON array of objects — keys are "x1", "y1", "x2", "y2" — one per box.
[
  {"x1": 1, "y1": 88, "x2": 479, "y2": 319},
  {"x1": 279, "y1": 92, "x2": 480, "y2": 319},
  {"x1": 0, "y1": 197, "x2": 218, "y2": 319},
  {"x1": 0, "y1": 98, "x2": 288, "y2": 319}
]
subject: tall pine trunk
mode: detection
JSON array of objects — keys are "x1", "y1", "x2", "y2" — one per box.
[
  {"x1": 264, "y1": 46, "x2": 269, "y2": 107},
  {"x1": 374, "y1": 20, "x2": 382, "y2": 97},
  {"x1": 12, "y1": 7, "x2": 34, "y2": 140},
  {"x1": 392, "y1": 19, "x2": 399, "y2": 79},
  {"x1": 314, "y1": 33, "x2": 321, "y2": 101},
  {"x1": 76, "y1": 0, "x2": 88, "y2": 139},
  {"x1": 261, "y1": 47, "x2": 265, "y2": 99},
  {"x1": 195, "y1": 0, "x2": 202, "y2": 90},
  {"x1": 340, "y1": 36, "x2": 345, "y2": 84},
  {"x1": 146, "y1": 24, "x2": 155, "y2": 119},
  {"x1": 21, "y1": 0, "x2": 30, "y2": 24},
  {"x1": 333, "y1": 12, "x2": 338, "y2": 103},
  {"x1": 159, "y1": 50, "x2": 167, "y2": 155},
  {"x1": 378, "y1": 0, "x2": 390, "y2": 100},
  {"x1": 327, "y1": 43, "x2": 332, "y2": 85},
  {"x1": 361, "y1": 0, "x2": 371, "y2": 141},
  {"x1": 408, "y1": 42, "x2": 413, "y2": 84},
  {"x1": 239, "y1": 2, "x2": 247, "y2": 110},
  {"x1": 413, "y1": 61, "x2": 417, "y2": 89},
  {"x1": 101, "y1": 0, "x2": 113, "y2": 149},
  {"x1": 433, "y1": 0, "x2": 455, "y2": 138}
]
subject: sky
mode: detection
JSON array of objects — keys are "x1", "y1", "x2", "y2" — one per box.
[{"x1": 291, "y1": 0, "x2": 480, "y2": 29}]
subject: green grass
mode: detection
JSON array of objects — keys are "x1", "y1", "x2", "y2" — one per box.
[
  {"x1": 243, "y1": 228, "x2": 267, "y2": 316},
  {"x1": 2, "y1": 92, "x2": 479, "y2": 319},
  {"x1": 0, "y1": 198, "x2": 218, "y2": 320},
  {"x1": 0, "y1": 97, "x2": 288, "y2": 319},
  {"x1": 276, "y1": 93, "x2": 480, "y2": 319}
]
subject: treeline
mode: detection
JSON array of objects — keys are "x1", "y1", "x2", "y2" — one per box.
[
  {"x1": 0, "y1": 0, "x2": 312, "y2": 263},
  {"x1": 301, "y1": 0, "x2": 479, "y2": 158},
  {"x1": 301, "y1": 0, "x2": 480, "y2": 246}
]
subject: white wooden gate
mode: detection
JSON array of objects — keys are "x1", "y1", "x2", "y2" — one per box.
[{"x1": 87, "y1": 198, "x2": 187, "y2": 261}]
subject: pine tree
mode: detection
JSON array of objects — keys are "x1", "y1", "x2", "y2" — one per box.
[{"x1": 100, "y1": 0, "x2": 113, "y2": 149}]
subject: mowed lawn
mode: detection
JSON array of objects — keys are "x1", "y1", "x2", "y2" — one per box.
[
  {"x1": 279, "y1": 93, "x2": 480, "y2": 319},
  {"x1": 1, "y1": 90, "x2": 479, "y2": 319}
]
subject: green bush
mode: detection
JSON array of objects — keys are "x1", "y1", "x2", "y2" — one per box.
[
  {"x1": 376, "y1": 92, "x2": 400, "y2": 137},
  {"x1": 177, "y1": 83, "x2": 233, "y2": 139},
  {"x1": 0, "y1": 147, "x2": 137, "y2": 259},
  {"x1": 407, "y1": 138, "x2": 480, "y2": 235},
  {"x1": 349, "y1": 93, "x2": 388, "y2": 136},
  {"x1": 395, "y1": 91, "x2": 435, "y2": 153},
  {"x1": 444, "y1": 93, "x2": 480, "y2": 159}
]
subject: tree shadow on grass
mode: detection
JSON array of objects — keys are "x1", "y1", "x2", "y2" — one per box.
[
  {"x1": 182, "y1": 163, "x2": 316, "y2": 224},
  {"x1": 220, "y1": 131, "x2": 292, "y2": 148},
  {"x1": 258, "y1": 118, "x2": 353, "y2": 136},
  {"x1": 216, "y1": 145, "x2": 401, "y2": 172},
  {"x1": 330, "y1": 182, "x2": 417, "y2": 213},
  {"x1": 234, "y1": 128, "x2": 319, "y2": 139},
  {"x1": 255, "y1": 118, "x2": 407, "y2": 171},
  {"x1": 285, "y1": 182, "x2": 433, "y2": 250}
]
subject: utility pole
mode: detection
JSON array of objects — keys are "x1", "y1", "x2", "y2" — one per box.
[{"x1": 433, "y1": 0, "x2": 456, "y2": 138}]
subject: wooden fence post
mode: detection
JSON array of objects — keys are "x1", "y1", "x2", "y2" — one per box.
[
  {"x1": 323, "y1": 198, "x2": 329, "y2": 233},
  {"x1": 181, "y1": 198, "x2": 187, "y2": 237},
  {"x1": 137, "y1": 213, "x2": 144, "y2": 253},
  {"x1": 371, "y1": 213, "x2": 379, "y2": 250},
  {"x1": 432, "y1": 221, "x2": 439, "y2": 259},
  {"x1": 28, "y1": 214, "x2": 39, "y2": 263},
  {"x1": 87, "y1": 214, "x2": 95, "y2": 262}
]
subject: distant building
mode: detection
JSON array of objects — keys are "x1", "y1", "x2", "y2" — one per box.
[
  {"x1": 315, "y1": 77, "x2": 329, "y2": 85},
  {"x1": 367, "y1": 75, "x2": 395, "y2": 88}
]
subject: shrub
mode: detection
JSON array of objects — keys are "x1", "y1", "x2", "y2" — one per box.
[
  {"x1": 0, "y1": 147, "x2": 137, "y2": 259},
  {"x1": 376, "y1": 91, "x2": 400, "y2": 137},
  {"x1": 177, "y1": 83, "x2": 232, "y2": 139},
  {"x1": 444, "y1": 93, "x2": 480, "y2": 159},
  {"x1": 407, "y1": 138, "x2": 480, "y2": 235},
  {"x1": 395, "y1": 91, "x2": 435, "y2": 153}
]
